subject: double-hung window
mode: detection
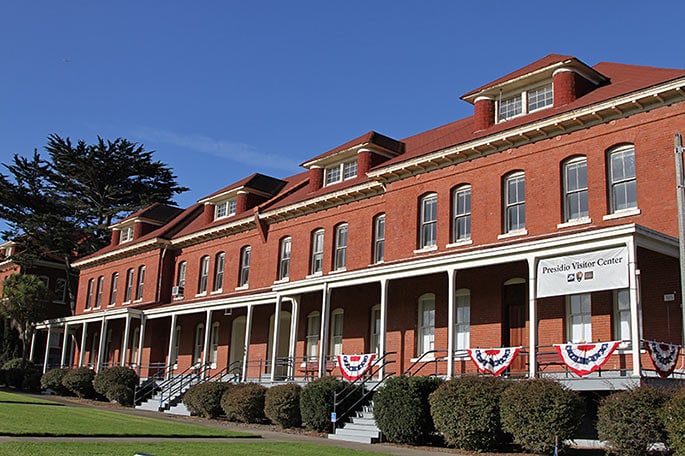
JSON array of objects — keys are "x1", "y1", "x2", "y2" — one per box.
[
  {"x1": 55, "y1": 278, "x2": 67, "y2": 304},
  {"x1": 452, "y1": 186, "x2": 471, "y2": 242},
  {"x1": 119, "y1": 226, "x2": 134, "y2": 243},
  {"x1": 567, "y1": 294, "x2": 592, "y2": 343},
  {"x1": 373, "y1": 214, "x2": 385, "y2": 264},
  {"x1": 198, "y1": 256, "x2": 210, "y2": 294},
  {"x1": 124, "y1": 269, "x2": 134, "y2": 302},
  {"x1": 325, "y1": 159, "x2": 357, "y2": 186},
  {"x1": 215, "y1": 199, "x2": 237, "y2": 220},
  {"x1": 85, "y1": 278, "x2": 94, "y2": 310},
  {"x1": 177, "y1": 261, "x2": 187, "y2": 288},
  {"x1": 504, "y1": 172, "x2": 525, "y2": 233},
  {"x1": 239, "y1": 246, "x2": 251, "y2": 287},
  {"x1": 614, "y1": 289, "x2": 631, "y2": 342},
  {"x1": 329, "y1": 309, "x2": 344, "y2": 356},
  {"x1": 213, "y1": 252, "x2": 225, "y2": 292},
  {"x1": 95, "y1": 276, "x2": 104, "y2": 308},
  {"x1": 306, "y1": 311, "x2": 321, "y2": 361},
  {"x1": 563, "y1": 157, "x2": 589, "y2": 222},
  {"x1": 334, "y1": 223, "x2": 348, "y2": 271},
  {"x1": 109, "y1": 273, "x2": 118, "y2": 306},
  {"x1": 278, "y1": 237, "x2": 291, "y2": 280},
  {"x1": 135, "y1": 266, "x2": 145, "y2": 301},
  {"x1": 417, "y1": 293, "x2": 435, "y2": 355},
  {"x1": 497, "y1": 83, "x2": 553, "y2": 123},
  {"x1": 455, "y1": 289, "x2": 470, "y2": 350},
  {"x1": 608, "y1": 145, "x2": 637, "y2": 213},
  {"x1": 310, "y1": 229, "x2": 324, "y2": 274},
  {"x1": 419, "y1": 194, "x2": 437, "y2": 249}
]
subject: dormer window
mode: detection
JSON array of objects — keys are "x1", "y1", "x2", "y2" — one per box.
[
  {"x1": 215, "y1": 198, "x2": 237, "y2": 220},
  {"x1": 120, "y1": 226, "x2": 134, "y2": 243},
  {"x1": 325, "y1": 159, "x2": 357, "y2": 186},
  {"x1": 497, "y1": 83, "x2": 553, "y2": 123}
]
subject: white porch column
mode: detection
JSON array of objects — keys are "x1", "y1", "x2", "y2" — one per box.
[
  {"x1": 60, "y1": 324, "x2": 70, "y2": 368},
  {"x1": 241, "y1": 305, "x2": 254, "y2": 382},
  {"x1": 136, "y1": 316, "x2": 146, "y2": 375},
  {"x1": 527, "y1": 255, "x2": 538, "y2": 379},
  {"x1": 79, "y1": 322, "x2": 87, "y2": 367},
  {"x1": 627, "y1": 238, "x2": 642, "y2": 377},
  {"x1": 378, "y1": 278, "x2": 388, "y2": 380},
  {"x1": 121, "y1": 314, "x2": 132, "y2": 367},
  {"x1": 43, "y1": 325, "x2": 53, "y2": 373},
  {"x1": 166, "y1": 314, "x2": 178, "y2": 379},
  {"x1": 318, "y1": 283, "x2": 331, "y2": 377},
  {"x1": 202, "y1": 309, "x2": 213, "y2": 377},
  {"x1": 447, "y1": 269, "x2": 456, "y2": 378},
  {"x1": 270, "y1": 295, "x2": 283, "y2": 382},
  {"x1": 288, "y1": 296, "x2": 300, "y2": 379},
  {"x1": 96, "y1": 317, "x2": 108, "y2": 372},
  {"x1": 29, "y1": 331, "x2": 37, "y2": 362}
]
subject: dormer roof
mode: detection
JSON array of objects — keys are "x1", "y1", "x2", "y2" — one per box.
[
  {"x1": 198, "y1": 173, "x2": 287, "y2": 203},
  {"x1": 109, "y1": 203, "x2": 184, "y2": 229},
  {"x1": 301, "y1": 131, "x2": 404, "y2": 169}
]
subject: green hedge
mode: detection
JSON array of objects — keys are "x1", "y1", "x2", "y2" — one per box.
[
  {"x1": 500, "y1": 378, "x2": 584, "y2": 454},
  {"x1": 2, "y1": 358, "x2": 41, "y2": 391},
  {"x1": 221, "y1": 383, "x2": 267, "y2": 423},
  {"x1": 265, "y1": 383, "x2": 302, "y2": 428},
  {"x1": 430, "y1": 376, "x2": 508, "y2": 451},
  {"x1": 61, "y1": 367, "x2": 95, "y2": 398},
  {"x1": 93, "y1": 366, "x2": 138, "y2": 405},
  {"x1": 374, "y1": 375, "x2": 443, "y2": 444},
  {"x1": 597, "y1": 385, "x2": 671, "y2": 456},
  {"x1": 662, "y1": 387, "x2": 685, "y2": 454},
  {"x1": 183, "y1": 382, "x2": 233, "y2": 418},
  {"x1": 300, "y1": 376, "x2": 346, "y2": 432},
  {"x1": 41, "y1": 367, "x2": 71, "y2": 395}
]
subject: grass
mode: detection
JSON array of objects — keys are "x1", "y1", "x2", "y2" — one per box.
[
  {"x1": 0, "y1": 391, "x2": 60, "y2": 405},
  {"x1": 0, "y1": 442, "x2": 388, "y2": 456},
  {"x1": 0, "y1": 401, "x2": 252, "y2": 437}
]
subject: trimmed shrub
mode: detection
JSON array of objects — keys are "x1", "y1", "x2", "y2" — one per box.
[
  {"x1": 61, "y1": 367, "x2": 95, "y2": 398},
  {"x1": 265, "y1": 383, "x2": 302, "y2": 428},
  {"x1": 183, "y1": 382, "x2": 233, "y2": 418},
  {"x1": 106, "y1": 384, "x2": 134, "y2": 406},
  {"x1": 430, "y1": 376, "x2": 508, "y2": 451},
  {"x1": 374, "y1": 375, "x2": 444, "y2": 444},
  {"x1": 300, "y1": 376, "x2": 346, "y2": 432},
  {"x1": 500, "y1": 378, "x2": 584, "y2": 454},
  {"x1": 221, "y1": 383, "x2": 267, "y2": 423},
  {"x1": 41, "y1": 367, "x2": 71, "y2": 395},
  {"x1": 2, "y1": 358, "x2": 40, "y2": 391},
  {"x1": 93, "y1": 366, "x2": 139, "y2": 403},
  {"x1": 597, "y1": 385, "x2": 670, "y2": 456},
  {"x1": 662, "y1": 388, "x2": 685, "y2": 454}
]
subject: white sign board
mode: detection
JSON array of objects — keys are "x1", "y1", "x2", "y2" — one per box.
[{"x1": 536, "y1": 247, "x2": 629, "y2": 298}]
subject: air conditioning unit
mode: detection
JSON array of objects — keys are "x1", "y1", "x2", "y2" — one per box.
[{"x1": 171, "y1": 286, "x2": 184, "y2": 297}]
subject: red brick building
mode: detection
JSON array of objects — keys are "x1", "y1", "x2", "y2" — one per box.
[{"x1": 33, "y1": 55, "x2": 685, "y2": 399}]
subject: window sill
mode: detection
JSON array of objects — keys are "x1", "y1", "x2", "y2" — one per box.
[
  {"x1": 557, "y1": 217, "x2": 591, "y2": 229},
  {"x1": 273, "y1": 278, "x2": 290, "y2": 285},
  {"x1": 497, "y1": 229, "x2": 528, "y2": 240},
  {"x1": 330, "y1": 268, "x2": 347, "y2": 274},
  {"x1": 107, "y1": 303, "x2": 115, "y2": 308},
  {"x1": 413, "y1": 245, "x2": 438, "y2": 254},
  {"x1": 195, "y1": 292, "x2": 207, "y2": 298},
  {"x1": 603, "y1": 208, "x2": 641, "y2": 221},
  {"x1": 446, "y1": 239, "x2": 473, "y2": 249},
  {"x1": 210, "y1": 289, "x2": 223, "y2": 295},
  {"x1": 123, "y1": 301, "x2": 131, "y2": 305},
  {"x1": 306, "y1": 272, "x2": 323, "y2": 279},
  {"x1": 235, "y1": 285, "x2": 249, "y2": 291}
]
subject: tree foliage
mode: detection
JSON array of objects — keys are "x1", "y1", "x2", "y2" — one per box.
[
  {"x1": 0, "y1": 134, "x2": 188, "y2": 262},
  {"x1": 0, "y1": 274, "x2": 50, "y2": 359}
]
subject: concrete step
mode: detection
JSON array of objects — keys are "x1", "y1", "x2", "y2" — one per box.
[
  {"x1": 331, "y1": 426, "x2": 380, "y2": 439},
  {"x1": 135, "y1": 401, "x2": 162, "y2": 412},
  {"x1": 342, "y1": 422, "x2": 380, "y2": 433},
  {"x1": 350, "y1": 416, "x2": 376, "y2": 426},
  {"x1": 328, "y1": 432, "x2": 377, "y2": 444},
  {"x1": 166, "y1": 402, "x2": 191, "y2": 416}
]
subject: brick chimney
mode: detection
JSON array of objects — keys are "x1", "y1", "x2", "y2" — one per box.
[{"x1": 474, "y1": 96, "x2": 495, "y2": 131}]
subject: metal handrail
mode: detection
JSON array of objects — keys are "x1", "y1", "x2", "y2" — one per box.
[
  {"x1": 332, "y1": 352, "x2": 397, "y2": 429},
  {"x1": 403, "y1": 349, "x2": 448, "y2": 376},
  {"x1": 158, "y1": 362, "x2": 210, "y2": 409},
  {"x1": 133, "y1": 362, "x2": 174, "y2": 405}
]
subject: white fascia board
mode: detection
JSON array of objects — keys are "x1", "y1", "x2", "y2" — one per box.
[
  {"x1": 72, "y1": 239, "x2": 168, "y2": 269},
  {"x1": 35, "y1": 308, "x2": 143, "y2": 329},
  {"x1": 170, "y1": 217, "x2": 254, "y2": 247},
  {"x1": 144, "y1": 291, "x2": 279, "y2": 320}
]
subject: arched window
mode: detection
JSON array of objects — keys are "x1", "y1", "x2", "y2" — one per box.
[
  {"x1": 419, "y1": 193, "x2": 437, "y2": 248},
  {"x1": 213, "y1": 252, "x2": 225, "y2": 292},
  {"x1": 124, "y1": 268, "x2": 134, "y2": 302},
  {"x1": 562, "y1": 156, "x2": 588, "y2": 222},
  {"x1": 310, "y1": 229, "x2": 324, "y2": 274},
  {"x1": 109, "y1": 272, "x2": 118, "y2": 306},
  {"x1": 238, "y1": 246, "x2": 251, "y2": 287},
  {"x1": 198, "y1": 256, "x2": 210, "y2": 294},
  {"x1": 607, "y1": 144, "x2": 637, "y2": 213},
  {"x1": 333, "y1": 223, "x2": 348, "y2": 271},
  {"x1": 85, "y1": 278, "x2": 94, "y2": 310},
  {"x1": 452, "y1": 185, "x2": 471, "y2": 242},
  {"x1": 194, "y1": 323, "x2": 205, "y2": 365},
  {"x1": 503, "y1": 171, "x2": 525, "y2": 233},
  {"x1": 135, "y1": 266, "x2": 145, "y2": 301},
  {"x1": 373, "y1": 214, "x2": 385, "y2": 264},
  {"x1": 278, "y1": 237, "x2": 291, "y2": 281}
]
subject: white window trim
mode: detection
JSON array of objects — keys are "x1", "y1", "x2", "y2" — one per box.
[
  {"x1": 214, "y1": 198, "x2": 237, "y2": 220},
  {"x1": 602, "y1": 208, "x2": 641, "y2": 221},
  {"x1": 419, "y1": 193, "x2": 438, "y2": 249},
  {"x1": 324, "y1": 159, "x2": 357, "y2": 186},
  {"x1": 608, "y1": 145, "x2": 637, "y2": 214},
  {"x1": 557, "y1": 217, "x2": 592, "y2": 229},
  {"x1": 566, "y1": 293, "x2": 592, "y2": 343},
  {"x1": 503, "y1": 172, "x2": 525, "y2": 234},
  {"x1": 417, "y1": 293, "x2": 435, "y2": 356},
  {"x1": 497, "y1": 229, "x2": 528, "y2": 240},
  {"x1": 563, "y1": 157, "x2": 589, "y2": 223},
  {"x1": 452, "y1": 185, "x2": 472, "y2": 243},
  {"x1": 373, "y1": 214, "x2": 385, "y2": 264},
  {"x1": 446, "y1": 239, "x2": 474, "y2": 249},
  {"x1": 334, "y1": 224, "x2": 348, "y2": 271},
  {"x1": 496, "y1": 82, "x2": 554, "y2": 124},
  {"x1": 119, "y1": 226, "x2": 134, "y2": 243}
]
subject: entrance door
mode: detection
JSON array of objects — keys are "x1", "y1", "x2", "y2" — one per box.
[
  {"x1": 503, "y1": 279, "x2": 527, "y2": 373},
  {"x1": 267, "y1": 311, "x2": 292, "y2": 379},
  {"x1": 229, "y1": 316, "x2": 246, "y2": 376}
]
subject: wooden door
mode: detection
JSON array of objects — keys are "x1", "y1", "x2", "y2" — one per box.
[{"x1": 503, "y1": 281, "x2": 527, "y2": 373}]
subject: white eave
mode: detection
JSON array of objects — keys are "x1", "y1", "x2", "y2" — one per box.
[
  {"x1": 72, "y1": 238, "x2": 169, "y2": 269},
  {"x1": 171, "y1": 216, "x2": 255, "y2": 248},
  {"x1": 371, "y1": 78, "x2": 685, "y2": 182}
]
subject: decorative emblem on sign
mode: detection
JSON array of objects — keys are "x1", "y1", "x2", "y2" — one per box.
[
  {"x1": 554, "y1": 342, "x2": 619, "y2": 376},
  {"x1": 467, "y1": 347, "x2": 521, "y2": 376},
  {"x1": 644, "y1": 340, "x2": 681, "y2": 378},
  {"x1": 337, "y1": 353, "x2": 376, "y2": 381}
]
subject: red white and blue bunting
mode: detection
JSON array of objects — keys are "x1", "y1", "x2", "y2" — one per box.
[
  {"x1": 467, "y1": 347, "x2": 521, "y2": 376},
  {"x1": 337, "y1": 353, "x2": 376, "y2": 381},
  {"x1": 554, "y1": 341, "x2": 620, "y2": 377},
  {"x1": 644, "y1": 340, "x2": 681, "y2": 378}
]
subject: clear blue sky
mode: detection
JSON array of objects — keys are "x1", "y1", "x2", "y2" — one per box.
[{"x1": 1, "y1": 1, "x2": 684, "y2": 233}]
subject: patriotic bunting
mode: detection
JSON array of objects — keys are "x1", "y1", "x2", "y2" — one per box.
[
  {"x1": 467, "y1": 347, "x2": 521, "y2": 376},
  {"x1": 644, "y1": 340, "x2": 681, "y2": 378},
  {"x1": 337, "y1": 353, "x2": 376, "y2": 381},
  {"x1": 554, "y1": 341, "x2": 619, "y2": 377}
]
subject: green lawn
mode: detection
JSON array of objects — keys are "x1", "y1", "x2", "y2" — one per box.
[
  {"x1": 0, "y1": 391, "x2": 60, "y2": 405},
  {"x1": 0, "y1": 401, "x2": 252, "y2": 437},
  {"x1": 0, "y1": 442, "x2": 387, "y2": 456}
]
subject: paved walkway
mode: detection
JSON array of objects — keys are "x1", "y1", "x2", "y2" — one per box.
[{"x1": 0, "y1": 392, "x2": 456, "y2": 456}]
